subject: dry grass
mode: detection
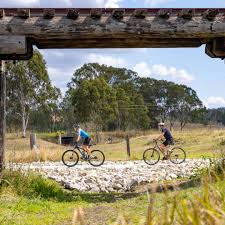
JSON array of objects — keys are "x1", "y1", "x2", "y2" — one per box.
[
  {"x1": 5, "y1": 134, "x2": 67, "y2": 163},
  {"x1": 5, "y1": 128, "x2": 225, "y2": 163}
]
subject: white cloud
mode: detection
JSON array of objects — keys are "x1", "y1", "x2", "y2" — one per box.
[
  {"x1": 145, "y1": 0, "x2": 174, "y2": 6},
  {"x1": 86, "y1": 53, "x2": 127, "y2": 68},
  {"x1": 48, "y1": 67, "x2": 74, "y2": 95},
  {"x1": 133, "y1": 62, "x2": 151, "y2": 78},
  {"x1": 152, "y1": 64, "x2": 168, "y2": 77},
  {"x1": 133, "y1": 62, "x2": 194, "y2": 84},
  {"x1": 104, "y1": 0, "x2": 122, "y2": 8},
  {"x1": 205, "y1": 97, "x2": 225, "y2": 108}
]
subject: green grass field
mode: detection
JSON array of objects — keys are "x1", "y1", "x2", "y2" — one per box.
[{"x1": 1, "y1": 169, "x2": 225, "y2": 225}]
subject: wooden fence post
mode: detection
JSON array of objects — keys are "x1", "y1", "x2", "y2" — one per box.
[
  {"x1": 30, "y1": 133, "x2": 37, "y2": 150},
  {"x1": 126, "y1": 135, "x2": 131, "y2": 158},
  {"x1": 0, "y1": 60, "x2": 6, "y2": 179},
  {"x1": 0, "y1": 60, "x2": 5, "y2": 178},
  {"x1": 58, "y1": 133, "x2": 62, "y2": 145}
]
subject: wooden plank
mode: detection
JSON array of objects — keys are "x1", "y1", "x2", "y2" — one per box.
[
  {"x1": 17, "y1": 9, "x2": 30, "y2": 19},
  {"x1": 0, "y1": 9, "x2": 4, "y2": 18},
  {"x1": 0, "y1": 60, "x2": 5, "y2": 177},
  {"x1": 43, "y1": 9, "x2": 55, "y2": 19},
  {"x1": 112, "y1": 9, "x2": 125, "y2": 20},
  {"x1": 157, "y1": 9, "x2": 171, "y2": 19},
  {"x1": 0, "y1": 9, "x2": 225, "y2": 58},
  {"x1": 90, "y1": 9, "x2": 102, "y2": 19},
  {"x1": 133, "y1": 9, "x2": 147, "y2": 18},
  {"x1": 0, "y1": 36, "x2": 27, "y2": 54},
  {"x1": 204, "y1": 9, "x2": 219, "y2": 20},
  {"x1": 178, "y1": 9, "x2": 194, "y2": 20},
  {"x1": 67, "y1": 9, "x2": 79, "y2": 20}
]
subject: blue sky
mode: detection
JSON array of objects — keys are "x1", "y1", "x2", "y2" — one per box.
[{"x1": 2, "y1": 0, "x2": 225, "y2": 108}]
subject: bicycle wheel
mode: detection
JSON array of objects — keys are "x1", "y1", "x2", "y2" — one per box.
[
  {"x1": 169, "y1": 147, "x2": 186, "y2": 164},
  {"x1": 62, "y1": 150, "x2": 79, "y2": 167},
  {"x1": 88, "y1": 150, "x2": 105, "y2": 167},
  {"x1": 143, "y1": 148, "x2": 160, "y2": 165}
]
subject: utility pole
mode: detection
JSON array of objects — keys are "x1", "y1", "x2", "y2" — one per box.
[{"x1": 0, "y1": 60, "x2": 5, "y2": 179}]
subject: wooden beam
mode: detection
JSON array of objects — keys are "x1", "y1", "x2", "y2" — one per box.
[
  {"x1": 0, "y1": 8, "x2": 225, "y2": 59},
  {"x1": 90, "y1": 9, "x2": 102, "y2": 19},
  {"x1": 43, "y1": 9, "x2": 55, "y2": 19},
  {"x1": 0, "y1": 36, "x2": 27, "y2": 54},
  {"x1": 17, "y1": 9, "x2": 30, "y2": 19},
  {"x1": 112, "y1": 9, "x2": 125, "y2": 20},
  {"x1": 0, "y1": 9, "x2": 4, "y2": 18},
  {"x1": 157, "y1": 9, "x2": 171, "y2": 19},
  {"x1": 67, "y1": 9, "x2": 79, "y2": 20},
  {"x1": 204, "y1": 9, "x2": 219, "y2": 21},
  {"x1": 205, "y1": 38, "x2": 225, "y2": 58},
  {"x1": 179, "y1": 9, "x2": 194, "y2": 20},
  {"x1": 0, "y1": 61, "x2": 5, "y2": 178},
  {"x1": 133, "y1": 9, "x2": 147, "y2": 19}
]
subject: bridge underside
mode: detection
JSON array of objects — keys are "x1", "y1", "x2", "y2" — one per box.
[{"x1": 0, "y1": 8, "x2": 225, "y2": 59}]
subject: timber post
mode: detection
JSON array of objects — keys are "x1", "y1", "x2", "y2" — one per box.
[
  {"x1": 30, "y1": 133, "x2": 37, "y2": 150},
  {"x1": 126, "y1": 135, "x2": 131, "y2": 158},
  {"x1": 0, "y1": 60, "x2": 5, "y2": 178}
]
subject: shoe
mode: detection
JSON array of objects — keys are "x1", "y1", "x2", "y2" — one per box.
[{"x1": 162, "y1": 155, "x2": 169, "y2": 160}]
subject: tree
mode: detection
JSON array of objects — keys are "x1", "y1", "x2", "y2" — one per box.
[
  {"x1": 71, "y1": 77, "x2": 117, "y2": 130},
  {"x1": 174, "y1": 86, "x2": 203, "y2": 130},
  {"x1": 6, "y1": 50, "x2": 60, "y2": 137},
  {"x1": 65, "y1": 63, "x2": 149, "y2": 131}
]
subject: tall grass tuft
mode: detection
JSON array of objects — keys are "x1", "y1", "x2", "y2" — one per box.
[{"x1": 0, "y1": 170, "x2": 73, "y2": 202}]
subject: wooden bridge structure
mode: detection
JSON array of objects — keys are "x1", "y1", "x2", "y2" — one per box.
[{"x1": 1, "y1": 8, "x2": 225, "y2": 174}]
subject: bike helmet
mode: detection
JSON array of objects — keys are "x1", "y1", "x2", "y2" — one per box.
[
  {"x1": 158, "y1": 122, "x2": 165, "y2": 126},
  {"x1": 73, "y1": 124, "x2": 80, "y2": 129}
]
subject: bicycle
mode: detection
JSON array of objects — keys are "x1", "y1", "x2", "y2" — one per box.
[
  {"x1": 62, "y1": 143, "x2": 105, "y2": 167},
  {"x1": 143, "y1": 139, "x2": 186, "y2": 165}
]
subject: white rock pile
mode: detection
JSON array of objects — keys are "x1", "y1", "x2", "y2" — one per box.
[{"x1": 9, "y1": 159, "x2": 210, "y2": 193}]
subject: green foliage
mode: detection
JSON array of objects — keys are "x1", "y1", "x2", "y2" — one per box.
[
  {"x1": 1, "y1": 170, "x2": 72, "y2": 202},
  {"x1": 65, "y1": 63, "x2": 150, "y2": 131},
  {"x1": 137, "y1": 77, "x2": 204, "y2": 130},
  {"x1": 6, "y1": 50, "x2": 61, "y2": 136}
]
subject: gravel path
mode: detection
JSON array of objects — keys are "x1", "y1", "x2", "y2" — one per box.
[{"x1": 9, "y1": 159, "x2": 210, "y2": 193}]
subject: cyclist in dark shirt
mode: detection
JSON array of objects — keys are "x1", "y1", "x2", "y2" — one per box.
[{"x1": 155, "y1": 122, "x2": 174, "y2": 160}]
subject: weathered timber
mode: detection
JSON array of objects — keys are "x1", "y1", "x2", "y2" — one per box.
[
  {"x1": 204, "y1": 9, "x2": 219, "y2": 21},
  {"x1": 126, "y1": 135, "x2": 131, "y2": 158},
  {"x1": 0, "y1": 36, "x2": 26, "y2": 54},
  {"x1": 30, "y1": 133, "x2": 37, "y2": 150},
  {"x1": 0, "y1": 8, "x2": 225, "y2": 59},
  {"x1": 112, "y1": 9, "x2": 125, "y2": 20},
  {"x1": 17, "y1": 9, "x2": 30, "y2": 19},
  {"x1": 67, "y1": 9, "x2": 79, "y2": 20},
  {"x1": 0, "y1": 9, "x2": 4, "y2": 18},
  {"x1": 43, "y1": 9, "x2": 55, "y2": 19},
  {"x1": 0, "y1": 61, "x2": 5, "y2": 177},
  {"x1": 133, "y1": 9, "x2": 147, "y2": 18},
  {"x1": 158, "y1": 9, "x2": 171, "y2": 19},
  {"x1": 90, "y1": 9, "x2": 102, "y2": 19},
  {"x1": 179, "y1": 9, "x2": 194, "y2": 20},
  {"x1": 206, "y1": 38, "x2": 225, "y2": 58}
]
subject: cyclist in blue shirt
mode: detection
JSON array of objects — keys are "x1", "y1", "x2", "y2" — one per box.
[
  {"x1": 73, "y1": 124, "x2": 91, "y2": 156},
  {"x1": 155, "y1": 122, "x2": 174, "y2": 160}
]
